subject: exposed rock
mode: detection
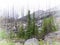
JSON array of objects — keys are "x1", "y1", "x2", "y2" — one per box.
[
  {"x1": 44, "y1": 30, "x2": 60, "y2": 42},
  {"x1": 24, "y1": 38, "x2": 39, "y2": 45}
]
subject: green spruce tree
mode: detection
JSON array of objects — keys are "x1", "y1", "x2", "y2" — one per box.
[
  {"x1": 31, "y1": 13, "x2": 38, "y2": 38},
  {"x1": 26, "y1": 10, "x2": 32, "y2": 39},
  {"x1": 26, "y1": 11, "x2": 38, "y2": 39}
]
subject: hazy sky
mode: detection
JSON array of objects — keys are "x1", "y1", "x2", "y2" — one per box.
[{"x1": 0, "y1": 0, "x2": 60, "y2": 17}]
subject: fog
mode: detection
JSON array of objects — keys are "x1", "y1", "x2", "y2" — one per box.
[{"x1": 0, "y1": 0, "x2": 60, "y2": 18}]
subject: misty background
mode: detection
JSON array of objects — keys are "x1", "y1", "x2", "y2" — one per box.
[{"x1": 0, "y1": 0, "x2": 60, "y2": 18}]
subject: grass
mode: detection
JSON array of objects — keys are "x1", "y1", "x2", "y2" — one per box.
[
  {"x1": 0, "y1": 28, "x2": 15, "y2": 45},
  {"x1": 0, "y1": 40, "x2": 60, "y2": 45},
  {"x1": 0, "y1": 28, "x2": 60, "y2": 45},
  {"x1": 39, "y1": 40, "x2": 60, "y2": 45},
  {"x1": 0, "y1": 39, "x2": 15, "y2": 45},
  {"x1": 0, "y1": 29, "x2": 60, "y2": 45}
]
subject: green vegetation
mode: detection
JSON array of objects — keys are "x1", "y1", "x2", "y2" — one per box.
[
  {"x1": 39, "y1": 16, "x2": 57, "y2": 39},
  {"x1": 39, "y1": 40, "x2": 60, "y2": 45},
  {"x1": 8, "y1": 11, "x2": 57, "y2": 40},
  {"x1": 0, "y1": 29, "x2": 14, "y2": 45},
  {"x1": 9, "y1": 30, "x2": 15, "y2": 39},
  {"x1": 25, "y1": 10, "x2": 32, "y2": 39},
  {"x1": 0, "y1": 29, "x2": 7, "y2": 39},
  {"x1": 0, "y1": 40, "x2": 15, "y2": 45},
  {"x1": 25, "y1": 10, "x2": 38, "y2": 39},
  {"x1": 17, "y1": 24, "x2": 25, "y2": 39},
  {"x1": 8, "y1": 10, "x2": 38, "y2": 40},
  {"x1": 31, "y1": 13, "x2": 38, "y2": 38},
  {"x1": 0, "y1": 10, "x2": 59, "y2": 45}
]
